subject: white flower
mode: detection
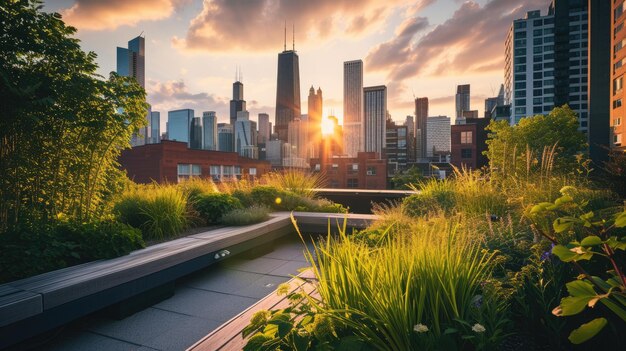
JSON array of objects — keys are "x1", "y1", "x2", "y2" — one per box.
[
  {"x1": 471, "y1": 323, "x2": 486, "y2": 333},
  {"x1": 413, "y1": 323, "x2": 429, "y2": 333}
]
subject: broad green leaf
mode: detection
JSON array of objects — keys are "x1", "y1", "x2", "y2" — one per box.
[
  {"x1": 605, "y1": 237, "x2": 626, "y2": 250},
  {"x1": 553, "y1": 217, "x2": 576, "y2": 233},
  {"x1": 263, "y1": 323, "x2": 279, "y2": 337},
  {"x1": 552, "y1": 245, "x2": 577, "y2": 262},
  {"x1": 566, "y1": 280, "x2": 596, "y2": 297},
  {"x1": 580, "y1": 236, "x2": 603, "y2": 247},
  {"x1": 243, "y1": 333, "x2": 273, "y2": 351},
  {"x1": 568, "y1": 318, "x2": 607, "y2": 344},
  {"x1": 615, "y1": 211, "x2": 626, "y2": 228},
  {"x1": 557, "y1": 296, "x2": 592, "y2": 316},
  {"x1": 530, "y1": 202, "x2": 552, "y2": 214},
  {"x1": 555, "y1": 195, "x2": 573, "y2": 206}
]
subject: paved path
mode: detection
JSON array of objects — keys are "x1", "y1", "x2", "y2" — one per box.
[{"x1": 43, "y1": 235, "x2": 315, "y2": 351}]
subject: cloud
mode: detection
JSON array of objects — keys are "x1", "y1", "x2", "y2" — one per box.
[
  {"x1": 147, "y1": 79, "x2": 230, "y2": 119},
  {"x1": 367, "y1": 0, "x2": 546, "y2": 78},
  {"x1": 173, "y1": 0, "x2": 436, "y2": 52},
  {"x1": 61, "y1": 0, "x2": 190, "y2": 30}
]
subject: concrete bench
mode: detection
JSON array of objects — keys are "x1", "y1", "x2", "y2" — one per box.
[
  {"x1": 188, "y1": 270, "x2": 318, "y2": 351},
  {"x1": 0, "y1": 212, "x2": 374, "y2": 349}
]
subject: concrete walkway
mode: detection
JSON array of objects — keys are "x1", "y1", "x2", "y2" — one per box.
[{"x1": 43, "y1": 236, "x2": 315, "y2": 351}]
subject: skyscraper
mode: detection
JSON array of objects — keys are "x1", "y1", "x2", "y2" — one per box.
[
  {"x1": 343, "y1": 60, "x2": 364, "y2": 157},
  {"x1": 455, "y1": 84, "x2": 470, "y2": 119},
  {"x1": 404, "y1": 115, "x2": 416, "y2": 163},
  {"x1": 307, "y1": 86, "x2": 323, "y2": 158},
  {"x1": 230, "y1": 69, "x2": 246, "y2": 126},
  {"x1": 190, "y1": 117, "x2": 203, "y2": 149},
  {"x1": 363, "y1": 86, "x2": 386, "y2": 156},
  {"x1": 167, "y1": 109, "x2": 194, "y2": 146},
  {"x1": 415, "y1": 97, "x2": 429, "y2": 160},
  {"x1": 485, "y1": 84, "x2": 505, "y2": 118},
  {"x1": 505, "y1": 2, "x2": 589, "y2": 129},
  {"x1": 117, "y1": 35, "x2": 145, "y2": 88},
  {"x1": 150, "y1": 111, "x2": 160, "y2": 144},
  {"x1": 257, "y1": 113, "x2": 271, "y2": 145},
  {"x1": 202, "y1": 111, "x2": 217, "y2": 150},
  {"x1": 235, "y1": 111, "x2": 258, "y2": 159},
  {"x1": 426, "y1": 116, "x2": 452, "y2": 159},
  {"x1": 610, "y1": 0, "x2": 625, "y2": 152},
  {"x1": 217, "y1": 123, "x2": 234, "y2": 152},
  {"x1": 275, "y1": 27, "x2": 301, "y2": 142}
]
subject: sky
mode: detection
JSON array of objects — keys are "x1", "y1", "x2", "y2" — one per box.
[{"x1": 43, "y1": 0, "x2": 550, "y2": 132}]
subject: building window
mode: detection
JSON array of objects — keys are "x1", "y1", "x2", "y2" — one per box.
[
  {"x1": 347, "y1": 164, "x2": 358, "y2": 174},
  {"x1": 614, "y1": 76, "x2": 623, "y2": 95},
  {"x1": 249, "y1": 167, "x2": 257, "y2": 176},
  {"x1": 178, "y1": 164, "x2": 201, "y2": 182},
  {"x1": 314, "y1": 164, "x2": 321, "y2": 171},
  {"x1": 461, "y1": 149, "x2": 472, "y2": 159},
  {"x1": 366, "y1": 166, "x2": 377, "y2": 176},
  {"x1": 615, "y1": 118, "x2": 622, "y2": 126},
  {"x1": 347, "y1": 179, "x2": 358, "y2": 188},
  {"x1": 614, "y1": 99, "x2": 623, "y2": 109},
  {"x1": 460, "y1": 131, "x2": 473, "y2": 144}
]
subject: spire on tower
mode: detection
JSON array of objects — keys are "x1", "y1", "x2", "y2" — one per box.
[
  {"x1": 292, "y1": 23, "x2": 295, "y2": 51},
  {"x1": 284, "y1": 21, "x2": 286, "y2": 51}
]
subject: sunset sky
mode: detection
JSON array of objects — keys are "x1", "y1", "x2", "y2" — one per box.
[{"x1": 44, "y1": 0, "x2": 549, "y2": 131}]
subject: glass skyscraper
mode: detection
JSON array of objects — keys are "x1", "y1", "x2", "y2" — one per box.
[
  {"x1": 343, "y1": 60, "x2": 364, "y2": 157},
  {"x1": 275, "y1": 34, "x2": 301, "y2": 142},
  {"x1": 167, "y1": 109, "x2": 194, "y2": 146},
  {"x1": 363, "y1": 85, "x2": 387, "y2": 156},
  {"x1": 202, "y1": 111, "x2": 217, "y2": 151}
]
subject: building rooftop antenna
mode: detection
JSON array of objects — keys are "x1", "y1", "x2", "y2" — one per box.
[
  {"x1": 292, "y1": 23, "x2": 295, "y2": 51},
  {"x1": 284, "y1": 21, "x2": 286, "y2": 51}
]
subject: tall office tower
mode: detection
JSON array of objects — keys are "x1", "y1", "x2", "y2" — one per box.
[
  {"x1": 426, "y1": 116, "x2": 452, "y2": 159},
  {"x1": 485, "y1": 84, "x2": 505, "y2": 118},
  {"x1": 307, "y1": 86, "x2": 323, "y2": 158},
  {"x1": 190, "y1": 117, "x2": 203, "y2": 149},
  {"x1": 363, "y1": 86, "x2": 387, "y2": 156},
  {"x1": 202, "y1": 111, "x2": 217, "y2": 150},
  {"x1": 117, "y1": 35, "x2": 148, "y2": 146},
  {"x1": 230, "y1": 69, "x2": 246, "y2": 126},
  {"x1": 257, "y1": 113, "x2": 271, "y2": 144},
  {"x1": 217, "y1": 123, "x2": 234, "y2": 152},
  {"x1": 167, "y1": 109, "x2": 194, "y2": 146},
  {"x1": 275, "y1": 27, "x2": 301, "y2": 142},
  {"x1": 505, "y1": 1, "x2": 588, "y2": 129},
  {"x1": 455, "y1": 84, "x2": 470, "y2": 119},
  {"x1": 343, "y1": 60, "x2": 364, "y2": 157},
  {"x1": 386, "y1": 119, "x2": 409, "y2": 175},
  {"x1": 286, "y1": 118, "x2": 309, "y2": 168},
  {"x1": 117, "y1": 35, "x2": 145, "y2": 88},
  {"x1": 235, "y1": 111, "x2": 258, "y2": 159},
  {"x1": 415, "y1": 97, "x2": 429, "y2": 160},
  {"x1": 150, "y1": 111, "x2": 160, "y2": 144},
  {"x1": 610, "y1": 0, "x2": 625, "y2": 152},
  {"x1": 404, "y1": 116, "x2": 416, "y2": 163}
]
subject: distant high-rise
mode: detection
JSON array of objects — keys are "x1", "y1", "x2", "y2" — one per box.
[
  {"x1": 190, "y1": 117, "x2": 203, "y2": 149},
  {"x1": 363, "y1": 86, "x2": 386, "y2": 156},
  {"x1": 202, "y1": 111, "x2": 217, "y2": 150},
  {"x1": 404, "y1": 115, "x2": 416, "y2": 163},
  {"x1": 230, "y1": 69, "x2": 246, "y2": 127},
  {"x1": 426, "y1": 116, "x2": 451, "y2": 158},
  {"x1": 257, "y1": 113, "x2": 271, "y2": 144},
  {"x1": 343, "y1": 60, "x2": 364, "y2": 157},
  {"x1": 117, "y1": 35, "x2": 145, "y2": 88},
  {"x1": 150, "y1": 111, "x2": 160, "y2": 144},
  {"x1": 167, "y1": 109, "x2": 194, "y2": 146},
  {"x1": 415, "y1": 97, "x2": 429, "y2": 160},
  {"x1": 217, "y1": 123, "x2": 234, "y2": 152},
  {"x1": 610, "y1": 0, "x2": 624, "y2": 152},
  {"x1": 235, "y1": 111, "x2": 258, "y2": 159},
  {"x1": 275, "y1": 26, "x2": 301, "y2": 142},
  {"x1": 485, "y1": 84, "x2": 505, "y2": 118},
  {"x1": 505, "y1": 2, "x2": 589, "y2": 129},
  {"x1": 307, "y1": 86, "x2": 323, "y2": 158},
  {"x1": 455, "y1": 84, "x2": 470, "y2": 119}
]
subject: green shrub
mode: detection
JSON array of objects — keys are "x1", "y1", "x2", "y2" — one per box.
[
  {"x1": 404, "y1": 179, "x2": 457, "y2": 217},
  {"x1": 221, "y1": 205, "x2": 270, "y2": 226},
  {"x1": 113, "y1": 191, "x2": 150, "y2": 230},
  {"x1": 194, "y1": 193, "x2": 243, "y2": 225},
  {"x1": 177, "y1": 178, "x2": 218, "y2": 204},
  {"x1": 0, "y1": 220, "x2": 143, "y2": 284}
]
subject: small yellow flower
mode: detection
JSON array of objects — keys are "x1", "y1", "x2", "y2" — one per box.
[
  {"x1": 276, "y1": 283, "x2": 290, "y2": 296},
  {"x1": 471, "y1": 323, "x2": 486, "y2": 333},
  {"x1": 275, "y1": 197, "x2": 282, "y2": 205},
  {"x1": 413, "y1": 323, "x2": 429, "y2": 333}
]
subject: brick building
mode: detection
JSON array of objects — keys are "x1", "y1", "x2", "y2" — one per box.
[
  {"x1": 450, "y1": 117, "x2": 491, "y2": 170},
  {"x1": 309, "y1": 152, "x2": 387, "y2": 189},
  {"x1": 119, "y1": 140, "x2": 271, "y2": 184}
]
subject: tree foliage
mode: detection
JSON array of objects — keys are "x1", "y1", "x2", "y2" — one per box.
[
  {"x1": 484, "y1": 105, "x2": 587, "y2": 177},
  {"x1": 0, "y1": 0, "x2": 147, "y2": 230}
]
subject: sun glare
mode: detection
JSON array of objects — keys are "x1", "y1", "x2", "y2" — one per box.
[{"x1": 321, "y1": 117, "x2": 334, "y2": 136}]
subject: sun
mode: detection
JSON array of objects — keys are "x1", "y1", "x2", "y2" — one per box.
[{"x1": 321, "y1": 117, "x2": 334, "y2": 136}]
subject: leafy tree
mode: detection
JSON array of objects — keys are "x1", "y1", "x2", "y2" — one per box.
[
  {"x1": 390, "y1": 166, "x2": 424, "y2": 190},
  {"x1": 0, "y1": 0, "x2": 147, "y2": 230},
  {"x1": 484, "y1": 105, "x2": 587, "y2": 177}
]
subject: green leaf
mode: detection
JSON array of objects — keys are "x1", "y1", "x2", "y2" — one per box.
[
  {"x1": 614, "y1": 211, "x2": 626, "y2": 228},
  {"x1": 552, "y1": 245, "x2": 577, "y2": 262},
  {"x1": 530, "y1": 202, "x2": 552, "y2": 214},
  {"x1": 580, "y1": 236, "x2": 603, "y2": 247},
  {"x1": 243, "y1": 333, "x2": 274, "y2": 351},
  {"x1": 605, "y1": 237, "x2": 626, "y2": 250},
  {"x1": 568, "y1": 318, "x2": 607, "y2": 344},
  {"x1": 336, "y1": 336, "x2": 365, "y2": 351},
  {"x1": 554, "y1": 195, "x2": 573, "y2": 206},
  {"x1": 553, "y1": 217, "x2": 576, "y2": 233},
  {"x1": 566, "y1": 280, "x2": 596, "y2": 297},
  {"x1": 444, "y1": 328, "x2": 458, "y2": 335},
  {"x1": 557, "y1": 296, "x2": 591, "y2": 316}
]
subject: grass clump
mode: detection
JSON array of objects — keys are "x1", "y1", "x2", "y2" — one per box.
[
  {"x1": 221, "y1": 205, "x2": 270, "y2": 226},
  {"x1": 194, "y1": 192, "x2": 242, "y2": 225},
  {"x1": 261, "y1": 169, "x2": 326, "y2": 199}
]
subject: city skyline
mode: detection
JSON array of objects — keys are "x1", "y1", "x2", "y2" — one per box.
[{"x1": 43, "y1": 0, "x2": 549, "y2": 131}]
